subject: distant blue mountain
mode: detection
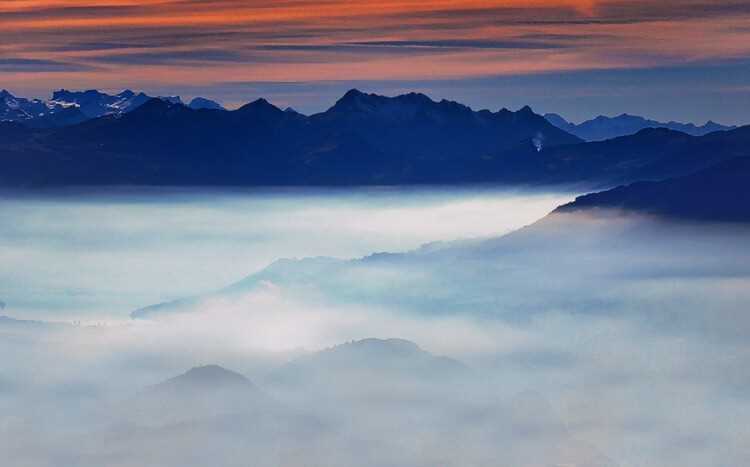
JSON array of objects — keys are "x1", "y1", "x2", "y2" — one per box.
[
  {"x1": 545, "y1": 112, "x2": 736, "y2": 141},
  {"x1": 2, "y1": 87, "x2": 749, "y2": 188},
  {"x1": 1, "y1": 89, "x2": 223, "y2": 127},
  {"x1": 50, "y1": 89, "x2": 180, "y2": 118},
  {"x1": 0, "y1": 89, "x2": 87, "y2": 127}
]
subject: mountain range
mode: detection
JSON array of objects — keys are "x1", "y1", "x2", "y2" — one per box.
[
  {"x1": 544, "y1": 112, "x2": 736, "y2": 141},
  {"x1": 497, "y1": 126, "x2": 750, "y2": 186}
]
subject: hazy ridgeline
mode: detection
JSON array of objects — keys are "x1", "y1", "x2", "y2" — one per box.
[{"x1": 1, "y1": 189, "x2": 749, "y2": 467}]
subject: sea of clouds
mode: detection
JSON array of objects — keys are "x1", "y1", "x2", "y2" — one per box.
[{"x1": 1, "y1": 189, "x2": 749, "y2": 467}]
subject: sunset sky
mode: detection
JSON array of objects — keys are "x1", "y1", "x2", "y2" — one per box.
[{"x1": 2, "y1": 0, "x2": 749, "y2": 123}]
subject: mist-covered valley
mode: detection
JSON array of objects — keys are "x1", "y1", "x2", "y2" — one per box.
[
  {"x1": 2, "y1": 186, "x2": 749, "y2": 467},
  {"x1": 4, "y1": 0, "x2": 750, "y2": 463}
]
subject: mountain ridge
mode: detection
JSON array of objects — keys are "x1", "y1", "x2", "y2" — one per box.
[
  {"x1": 2, "y1": 88, "x2": 749, "y2": 188},
  {"x1": 0, "y1": 89, "x2": 583, "y2": 187}
]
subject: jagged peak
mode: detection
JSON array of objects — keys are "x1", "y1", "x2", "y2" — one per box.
[
  {"x1": 331, "y1": 88, "x2": 375, "y2": 110},
  {"x1": 340, "y1": 88, "x2": 367, "y2": 100},
  {"x1": 237, "y1": 97, "x2": 283, "y2": 114}
]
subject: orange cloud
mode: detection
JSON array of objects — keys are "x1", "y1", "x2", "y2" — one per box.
[{"x1": 2, "y1": 0, "x2": 750, "y2": 102}]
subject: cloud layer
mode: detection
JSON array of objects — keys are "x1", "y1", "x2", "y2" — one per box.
[{"x1": 2, "y1": 207, "x2": 750, "y2": 467}]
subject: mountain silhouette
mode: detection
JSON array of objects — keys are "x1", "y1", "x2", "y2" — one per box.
[
  {"x1": 545, "y1": 112, "x2": 735, "y2": 141},
  {"x1": 188, "y1": 97, "x2": 224, "y2": 110},
  {"x1": 0, "y1": 90, "x2": 582, "y2": 186},
  {"x1": 3, "y1": 88, "x2": 749, "y2": 187}
]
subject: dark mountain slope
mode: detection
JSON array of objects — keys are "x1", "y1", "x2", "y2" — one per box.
[
  {"x1": 495, "y1": 126, "x2": 750, "y2": 186},
  {"x1": 296, "y1": 90, "x2": 580, "y2": 183},
  {"x1": 23, "y1": 106, "x2": 89, "y2": 129},
  {"x1": 1, "y1": 98, "x2": 309, "y2": 186},
  {"x1": 556, "y1": 157, "x2": 750, "y2": 222}
]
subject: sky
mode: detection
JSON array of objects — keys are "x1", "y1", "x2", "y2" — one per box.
[{"x1": 1, "y1": 0, "x2": 750, "y2": 123}]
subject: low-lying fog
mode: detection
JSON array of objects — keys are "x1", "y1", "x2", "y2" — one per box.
[
  {"x1": 0, "y1": 187, "x2": 570, "y2": 321},
  {"x1": 2, "y1": 188, "x2": 749, "y2": 467}
]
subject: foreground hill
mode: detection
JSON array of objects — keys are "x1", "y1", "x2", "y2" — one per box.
[{"x1": 556, "y1": 157, "x2": 750, "y2": 222}]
